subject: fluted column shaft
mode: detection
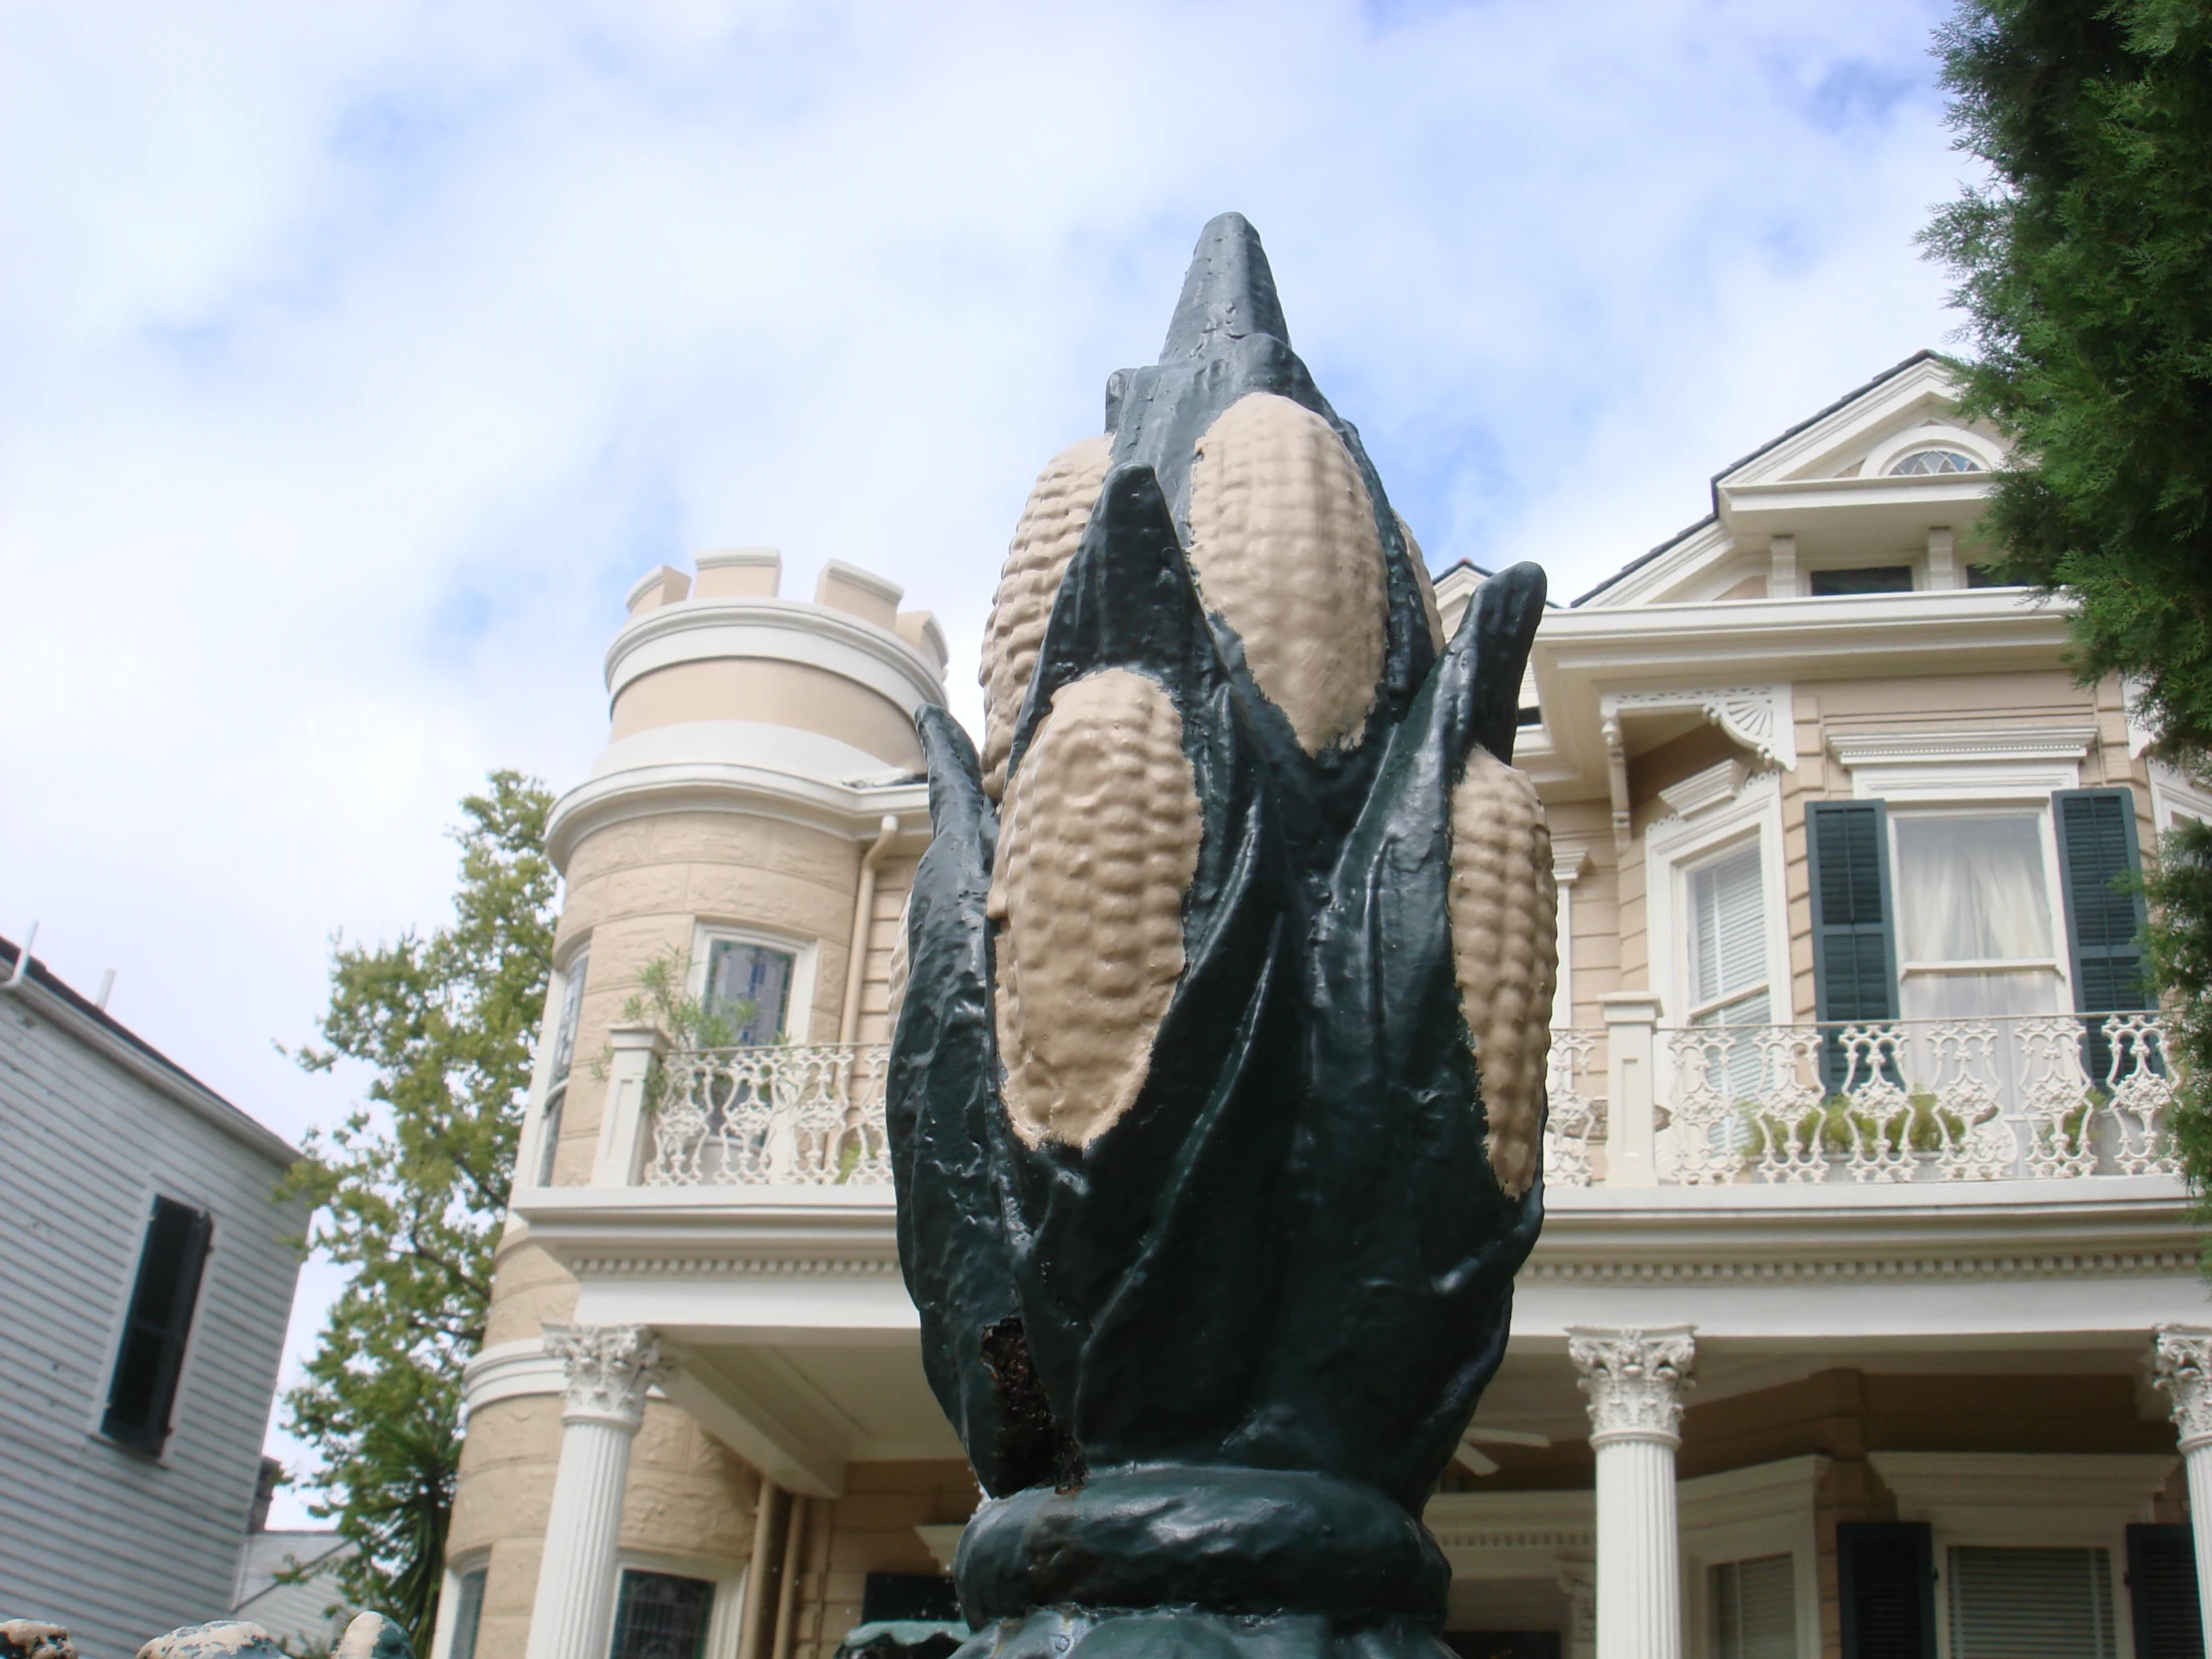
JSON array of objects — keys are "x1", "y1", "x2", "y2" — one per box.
[
  {"x1": 2149, "y1": 1326, "x2": 2212, "y2": 1659},
  {"x1": 1570, "y1": 1326, "x2": 1695, "y2": 1659},
  {"x1": 526, "y1": 1325, "x2": 667, "y2": 1659}
]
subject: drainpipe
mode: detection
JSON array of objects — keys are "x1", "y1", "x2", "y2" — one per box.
[
  {"x1": 839, "y1": 817, "x2": 900, "y2": 1045},
  {"x1": 737, "y1": 1481, "x2": 786, "y2": 1659},
  {"x1": 770, "y1": 1493, "x2": 809, "y2": 1659},
  {"x1": 1, "y1": 922, "x2": 38, "y2": 994}
]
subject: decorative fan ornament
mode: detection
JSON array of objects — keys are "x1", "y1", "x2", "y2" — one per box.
[{"x1": 887, "y1": 214, "x2": 1554, "y2": 1659}]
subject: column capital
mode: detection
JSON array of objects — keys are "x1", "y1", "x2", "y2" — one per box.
[
  {"x1": 544, "y1": 1323, "x2": 666, "y2": 1429},
  {"x1": 2150, "y1": 1325, "x2": 2212, "y2": 1450},
  {"x1": 1569, "y1": 1325, "x2": 1695, "y2": 1446}
]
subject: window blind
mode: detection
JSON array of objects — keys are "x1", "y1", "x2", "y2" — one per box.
[
  {"x1": 1689, "y1": 843, "x2": 1768, "y2": 1010},
  {"x1": 1947, "y1": 1545, "x2": 2115, "y2": 1658},
  {"x1": 1712, "y1": 1553, "x2": 1796, "y2": 1659}
]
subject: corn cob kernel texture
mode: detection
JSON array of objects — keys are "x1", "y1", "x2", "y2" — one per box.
[
  {"x1": 1187, "y1": 393, "x2": 1387, "y2": 755},
  {"x1": 1448, "y1": 746, "x2": 1558, "y2": 1198},
  {"x1": 978, "y1": 434, "x2": 1116, "y2": 799},
  {"x1": 989, "y1": 668, "x2": 1201, "y2": 1147},
  {"x1": 1398, "y1": 515, "x2": 1445, "y2": 656}
]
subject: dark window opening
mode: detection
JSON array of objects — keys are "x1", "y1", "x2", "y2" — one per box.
[
  {"x1": 1516, "y1": 706, "x2": 1543, "y2": 727},
  {"x1": 1964, "y1": 563, "x2": 2013, "y2": 588},
  {"x1": 1811, "y1": 566, "x2": 1915, "y2": 597},
  {"x1": 449, "y1": 1569, "x2": 488, "y2": 1659},
  {"x1": 1441, "y1": 1637, "x2": 1560, "y2": 1659},
  {"x1": 103, "y1": 1196, "x2": 213, "y2": 1456},
  {"x1": 2127, "y1": 1524, "x2": 2203, "y2": 1659},
  {"x1": 860, "y1": 1572, "x2": 962, "y2": 1626},
  {"x1": 609, "y1": 1569, "x2": 714, "y2": 1659}
]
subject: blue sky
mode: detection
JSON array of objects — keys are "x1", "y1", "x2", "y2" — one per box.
[{"x1": 0, "y1": 0, "x2": 1971, "y2": 1524}]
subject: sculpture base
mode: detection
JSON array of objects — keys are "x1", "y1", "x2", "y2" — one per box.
[
  {"x1": 953, "y1": 1465, "x2": 1450, "y2": 1649},
  {"x1": 952, "y1": 1610, "x2": 1456, "y2": 1659}
]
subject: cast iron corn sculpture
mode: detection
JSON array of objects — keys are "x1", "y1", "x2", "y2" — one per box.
[{"x1": 887, "y1": 213, "x2": 1555, "y2": 1659}]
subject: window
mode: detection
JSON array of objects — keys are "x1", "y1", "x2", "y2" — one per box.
[
  {"x1": 705, "y1": 938, "x2": 796, "y2": 1047},
  {"x1": 1811, "y1": 566, "x2": 1916, "y2": 596},
  {"x1": 1965, "y1": 562, "x2": 2013, "y2": 588},
  {"x1": 448, "y1": 1569, "x2": 487, "y2": 1659},
  {"x1": 1888, "y1": 448, "x2": 1982, "y2": 475},
  {"x1": 1687, "y1": 842, "x2": 1770, "y2": 1029},
  {"x1": 1891, "y1": 811, "x2": 2059, "y2": 1020},
  {"x1": 104, "y1": 1196, "x2": 214, "y2": 1455},
  {"x1": 1685, "y1": 841, "x2": 1770, "y2": 1104},
  {"x1": 1712, "y1": 1554, "x2": 1796, "y2": 1659},
  {"x1": 537, "y1": 950, "x2": 589, "y2": 1187},
  {"x1": 1946, "y1": 1545, "x2": 2115, "y2": 1658},
  {"x1": 609, "y1": 1569, "x2": 715, "y2": 1659}
]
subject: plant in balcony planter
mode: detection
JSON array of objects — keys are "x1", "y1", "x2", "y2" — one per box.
[{"x1": 886, "y1": 215, "x2": 1556, "y2": 1659}]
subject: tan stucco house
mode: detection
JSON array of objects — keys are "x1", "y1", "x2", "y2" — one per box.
[{"x1": 433, "y1": 356, "x2": 2212, "y2": 1659}]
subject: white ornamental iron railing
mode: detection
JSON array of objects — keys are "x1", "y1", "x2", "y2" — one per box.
[
  {"x1": 646, "y1": 1042, "x2": 892, "y2": 1187},
  {"x1": 1650, "y1": 1011, "x2": 2178, "y2": 1187},
  {"x1": 637, "y1": 1012, "x2": 2175, "y2": 1191}
]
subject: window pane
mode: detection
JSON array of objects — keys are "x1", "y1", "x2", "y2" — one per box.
[
  {"x1": 707, "y1": 941, "x2": 796, "y2": 1046},
  {"x1": 1713, "y1": 1555, "x2": 1796, "y2": 1659},
  {"x1": 551, "y1": 952, "x2": 590, "y2": 1083},
  {"x1": 1948, "y1": 1545, "x2": 2114, "y2": 1658},
  {"x1": 449, "y1": 1570, "x2": 487, "y2": 1659},
  {"x1": 1810, "y1": 565, "x2": 1915, "y2": 595},
  {"x1": 1689, "y1": 844, "x2": 1767, "y2": 1010},
  {"x1": 610, "y1": 1569, "x2": 715, "y2": 1659},
  {"x1": 536, "y1": 1088, "x2": 566, "y2": 1188},
  {"x1": 1895, "y1": 814, "x2": 2053, "y2": 962}
]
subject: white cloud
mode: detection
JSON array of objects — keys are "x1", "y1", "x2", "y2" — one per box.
[{"x1": 0, "y1": 0, "x2": 1971, "y2": 1526}]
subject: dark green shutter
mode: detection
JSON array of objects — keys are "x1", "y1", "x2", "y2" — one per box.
[
  {"x1": 1839, "y1": 1521, "x2": 1936, "y2": 1659},
  {"x1": 1809, "y1": 802, "x2": 1899, "y2": 1089},
  {"x1": 103, "y1": 1196, "x2": 213, "y2": 1455},
  {"x1": 2054, "y1": 788, "x2": 2153, "y2": 1084},
  {"x1": 2127, "y1": 1524, "x2": 2204, "y2": 1659},
  {"x1": 2054, "y1": 788, "x2": 2149, "y2": 1012}
]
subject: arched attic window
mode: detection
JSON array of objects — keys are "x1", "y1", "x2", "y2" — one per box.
[{"x1": 1886, "y1": 447, "x2": 1982, "y2": 476}]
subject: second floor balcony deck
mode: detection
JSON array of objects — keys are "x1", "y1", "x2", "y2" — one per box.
[{"x1": 615, "y1": 1006, "x2": 2181, "y2": 1198}]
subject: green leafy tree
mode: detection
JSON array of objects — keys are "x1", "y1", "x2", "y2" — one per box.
[
  {"x1": 1925, "y1": 0, "x2": 2212, "y2": 1203},
  {"x1": 279, "y1": 772, "x2": 558, "y2": 1643}
]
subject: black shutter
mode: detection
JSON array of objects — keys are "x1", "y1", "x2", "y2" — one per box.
[
  {"x1": 1809, "y1": 802, "x2": 1899, "y2": 1090},
  {"x1": 103, "y1": 1196, "x2": 213, "y2": 1456},
  {"x1": 1839, "y1": 1521, "x2": 1936, "y2": 1659},
  {"x1": 2128, "y1": 1523, "x2": 2204, "y2": 1659},
  {"x1": 2055, "y1": 788, "x2": 2149, "y2": 1012},
  {"x1": 2054, "y1": 788, "x2": 2153, "y2": 1083}
]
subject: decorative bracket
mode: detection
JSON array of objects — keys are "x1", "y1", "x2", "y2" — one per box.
[{"x1": 1595, "y1": 685, "x2": 1794, "y2": 850}]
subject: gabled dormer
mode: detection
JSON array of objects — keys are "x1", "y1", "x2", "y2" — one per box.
[{"x1": 1575, "y1": 351, "x2": 2015, "y2": 609}]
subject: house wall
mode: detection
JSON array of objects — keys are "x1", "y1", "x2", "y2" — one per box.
[
  {"x1": 455, "y1": 554, "x2": 937, "y2": 1659},
  {"x1": 0, "y1": 982, "x2": 304, "y2": 1659}
]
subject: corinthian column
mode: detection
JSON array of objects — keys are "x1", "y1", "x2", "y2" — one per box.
[
  {"x1": 526, "y1": 1325, "x2": 668, "y2": 1659},
  {"x1": 2148, "y1": 1326, "x2": 2212, "y2": 1658},
  {"x1": 1569, "y1": 1326, "x2": 1695, "y2": 1659}
]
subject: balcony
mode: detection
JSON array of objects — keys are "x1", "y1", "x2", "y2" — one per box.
[
  {"x1": 1546, "y1": 1008, "x2": 2179, "y2": 1189},
  {"x1": 606, "y1": 1009, "x2": 2177, "y2": 1196}
]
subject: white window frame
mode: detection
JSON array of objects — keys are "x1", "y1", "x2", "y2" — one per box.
[
  {"x1": 518, "y1": 942, "x2": 590, "y2": 1193},
  {"x1": 1679, "y1": 1456, "x2": 1824, "y2": 1659},
  {"x1": 1884, "y1": 802, "x2": 2072, "y2": 1007},
  {"x1": 426, "y1": 1551, "x2": 492, "y2": 1659},
  {"x1": 1646, "y1": 771, "x2": 1790, "y2": 1035},
  {"x1": 1869, "y1": 1451, "x2": 2175, "y2": 1659},
  {"x1": 610, "y1": 1549, "x2": 749, "y2": 1659},
  {"x1": 1861, "y1": 422, "x2": 2005, "y2": 479},
  {"x1": 690, "y1": 924, "x2": 820, "y2": 1045}
]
